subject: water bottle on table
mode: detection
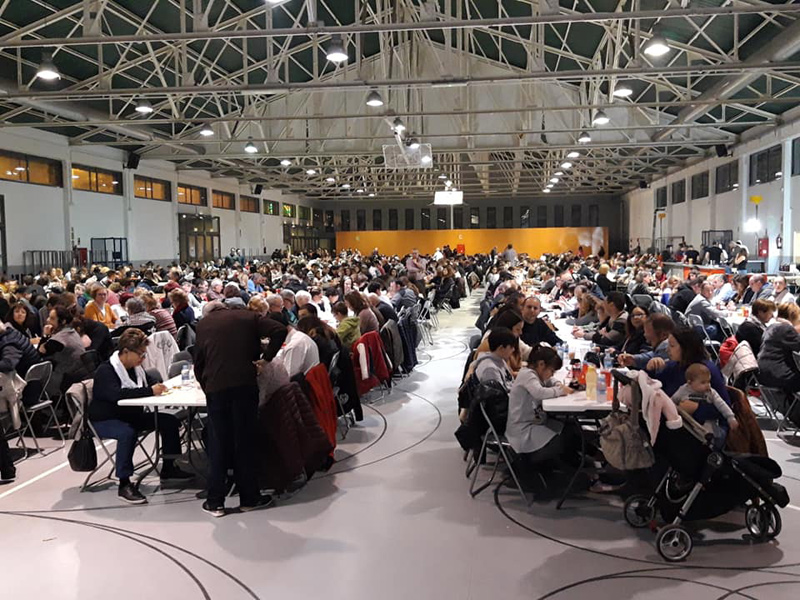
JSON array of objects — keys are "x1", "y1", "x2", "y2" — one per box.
[{"x1": 181, "y1": 364, "x2": 191, "y2": 387}]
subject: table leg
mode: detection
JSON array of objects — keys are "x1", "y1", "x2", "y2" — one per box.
[{"x1": 556, "y1": 416, "x2": 587, "y2": 510}]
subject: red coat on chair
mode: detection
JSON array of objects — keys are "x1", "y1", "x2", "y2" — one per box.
[
  {"x1": 352, "y1": 331, "x2": 391, "y2": 396},
  {"x1": 304, "y1": 363, "x2": 338, "y2": 458}
]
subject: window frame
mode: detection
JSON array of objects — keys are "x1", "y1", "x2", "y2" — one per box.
[
  {"x1": 470, "y1": 207, "x2": 480, "y2": 229},
  {"x1": 690, "y1": 171, "x2": 709, "y2": 200},
  {"x1": 554, "y1": 204, "x2": 564, "y2": 227},
  {"x1": 356, "y1": 208, "x2": 366, "y2": 230},
  {"x1": 503, "y1": 206, "x2": 514, "y2": 228},
  {"x1": 264, "y1": 199, "x2": 280, "y2": 215},
  {"x1": 404, "y1": 208, "x2": 415, "y2": 230},
  {"x1": 134, "y1": 175, "x2": 171, "y2": 202},
  {"x1": 388, "y1": 208, "x2": 398, "y2": 231},
  {"x1": 437, "y1": 207, "x2": 447, "y2": 229},
  {"x1": 72, "y1": 163, "x2": 123, "y2": 195},
  {"x1": 240, "y1": 195, "x2": 259, "y2": 214},
  {"x1": 486, "y1": 206, "x2": 497, "y2": 229},
  {"x1": 177, "y1": 183, "x2": 207, "y2": 206},
  {"x1": 715, "y1": 161, "x2": 739, "y2": 194},
  {"x1": 655, "y1": 187, "x2": 667, "y2": 209},
  {"x1": 570, "y1": 204, "x2": 581, "y2": 227},
  {"x1": 0, "y1": 150, "x2": 63, "y2": 188},
  {"x1": 298, "y1": 205, "x2": 311, "y2": 221},
  {"x1": 212, "y1": 190, "x2": 235, "y2": 210},
  {"x1": 340, "y1": 209, "x2": 351, "y2": 231},
  {"x1": 282, "y1": 203, "x2": 296, "y2": 218},
  {"x1": 671, "y1": 179, "x2": 686, "y2": 205},
  {"x1": 749, "y1": 144, "x2": 782, "y2": 186},
  {"x1": 537, "y1": 205, "x2": 548, "y2": 228},
  {"x1": 372, "y1": 208, "x2": 383, "y2": 231},
  {"x1": 420, "y1": 208, "x2": 431, "y2": 230}
]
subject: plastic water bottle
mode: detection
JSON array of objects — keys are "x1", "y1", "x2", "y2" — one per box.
[
  {"x1": 586, "y1": 366, "x2": 598, "y2": 401},
  {"x1": 603, "y1": 353, "x2": 614, "y2": 372},
  {"x1": 181, "y1": 364, "x2": 191, "y2": 387}
]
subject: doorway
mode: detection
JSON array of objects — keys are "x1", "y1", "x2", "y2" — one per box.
[{"x1": 178, "y1": 214, "x2": 220, "y2": 263}]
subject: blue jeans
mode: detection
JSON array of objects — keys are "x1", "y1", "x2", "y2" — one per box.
[{"x1": 92, "y1": 412, "x2": 181, "y2": 480}]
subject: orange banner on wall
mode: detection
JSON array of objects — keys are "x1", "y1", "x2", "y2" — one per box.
[{"x1": 336, "y1": 227, "x2": 608, "y2": 257}]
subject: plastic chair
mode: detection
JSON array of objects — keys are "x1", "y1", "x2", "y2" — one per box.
[
  {"x1": 171, "y1": 351, "x2": 193, "y2": 365},
  {"x1": 632, "y1": 294, "x2": 654, "y2": 309},
  {"x1": 687, "y1": 314, "x2": 720, "y2": 360},
  {"x1": 19, "y1": 362, "x2": 65, "y2": 457}
]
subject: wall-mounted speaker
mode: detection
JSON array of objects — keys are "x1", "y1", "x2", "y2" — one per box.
[
  {"x1": 253, "y1": 184, "x2": 263, "y2": 195},
  {"x1": 639, "y1": 180, "x2": 648, "y2": 189},
  {"x1": 715, "y1": 144, "x2": 728, "y2": 158},
  {"x1": 126, "y1": 153, "x2": 141, "y2": 170}
]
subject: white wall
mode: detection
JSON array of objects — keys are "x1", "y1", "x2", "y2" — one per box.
[
  {"x1": 624, "y1": 118, "x2": 800, "y2": 271},
  {"x1": 0, "y1": 126, "x2": 313, "y2": 273}
]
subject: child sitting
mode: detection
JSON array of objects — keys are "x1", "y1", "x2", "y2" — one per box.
[
  {"x1": 671, "y1": 363, "x2": 738, "y2": 448},
  {"x1": 473, "y1": 327, "x2": 517, "y2": 393}
]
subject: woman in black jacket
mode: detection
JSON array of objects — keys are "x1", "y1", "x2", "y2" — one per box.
[
  {"x1": 619, "y1": 306, "x2": 650, "y2": 356},
  {"x1": 735, "y1": 298, "x2": 775, "y2": 356},
  {"x1": 90, "y1": 329, "x2": 192, "y2": 505}
]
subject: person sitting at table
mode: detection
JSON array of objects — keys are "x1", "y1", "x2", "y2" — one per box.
[
  {"x1": 345, "y1": 291, "x2": 379, "y2": 334},
  {"x1": 473, "y1": 327, "x2": 516, "y2": 393},
  {"x1": 595, "y1": 264, "x2": 613, "y2": 297},
  {"x1": 206, "y1": 278, "x2": 225, "y2": 302},
  {"x1": 90, "y1": 329, "x2": 193, "y2": 504},
  {"x1": 686, "y1": 281, "x2": 727, "y2": 341},
  {"x1": 142, "y1": 293, "x2": 178, "y2": 338},
  {"x1": 771, "y1": 276, "x2": 795, "y2": 305},
  {"x1": 746, "y1": 274, "x2": 774, "y2": 305},
  {"x1": 619, "y1": 306, "x2": 650, "y2": 355},
  {"x1": 730, "y1": 274, "x2": 751, "y2": 306},
  {"x1": 646, "y1": 328, "x2": 732, "y2": 425},
  {"x1": 169, "y1": 288, "x2": 196, "y2": 330},
  {"x1": 618, "y1": 313, "x2": 675, "y2": 370},
  {"x1": 470, "y1": 308, "x2": 532, "y2": 377},
  {"x1": 124, "y1": 297, "x2": 156, "y2": 332},
  {"x1": 38, "y1": 305, "x2": 87, "y2": 397},
  {"x1": 627, "y1": 271, "x2": 651, "y2": 297},
  {"x1": 368, "y1": 292, "x2": 398, "y2": 324},
  {"x1": 735, "y1": 298, "x2": 775, "y2": 356},
  {"x1": 709, "y1": 274, "x2": 735, "y2": 306},
  {"x1": 565, "y1": 292, "x2": 598, "y2": 327},
  {"x1": 757, "y1": 303, "x2": 800, "y2": 405},
  {"x1": 297, "y1": 316, "x2": 340, "y2": 370},
  {"x1": 506, "y1": 346, "x2": 577, "y2": 487},
  {"x1": 520, "y1": 296, "x2": 562, "y2": 348},
  {"x1": 84, "y1": 284, "x2": 119, "y2": 329},
  {"x1": 669, "y1": 278, "x2": 701, "y2": 314},
  {"x1": 278, "y1": 323, "x2": 320, "y2": 378},
  {"x1": 574, "y1": 292, "x2": 628, "y2": 350},
  {"x1": 5, "y1": 302, "x2": 34, "y2": 338},
  {"x1": 333, "y1": 301, "x2": 360, "y2": 350}
]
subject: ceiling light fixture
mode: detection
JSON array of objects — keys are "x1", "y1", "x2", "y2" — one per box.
[
  {"x1": 199, "y1": 126, "x2": 214, "y2": 137},
  {"x1": 550, "y1": 177, "x2": 559, "y2": 184},
  {"x1": 554, "y1": 171, "x2": 564, "y2": 176},
  {"x1": 438, "y1": 174, "x2": 447, "y2": 180},
  {"x1": 612, "y1": 82, "x2": 633, "y2": 98},
  {"x1": 366, "y1": 89, "x2": 384, "y2": 107},
  {"x1": 445, "y1": 180, "x2": 453, "y2": 187},
  {"x1": 644, "y1": 35, "x2": 670, "y2": 57},
  {"x1": 542, "y1": 188, "x2": 551, "y2": 193},
  {"x1": 567, "y1": 151, "x2": 580, "y2": 159},
  {"x1": 71, "y1": 174, "x2": 79, "y2": 179},
  {"x1": 280, "y1": 159, "x2": 292, "y2": 166},
  {"x1": 244, "y1": 138, "x2": 258, "y2": 154},
  {"x1": 560, "y1": 161, "x2": 573, "y2": 169},
  {"x1": 306, "y1": 169, "x2": 317, "y2": 175},
  {"x1": 578, "y1": 131, "x2": 591, "y2": 143},
  {"x1": 134, "y1": 99, "x2": 154, "y2": 114},
  {"x1": 342, "y1": 183, "x2": 351, "y2": 189},
  {"x1": 356, "y1": 188, "x2": 365, "y2": 193},
  {"x1": 546, "y1": 183, "x2": 555, "y2": 189},
  {"x1": 408, "y1": 137, "x2": 421, "y2": 150},
  {"x1": 35, "y1": 53, "x2": 60, "y2": 81},
  {"x1": 421, "y1": 154, "x2": 432, "y2": 164},
  {"x1": 369, "y1": 193, "x2": 376, "y2": 197},
  {"x1": 326, "y1": 35, "x2": 348, "y2": 63},
  {"x1": 392, "y1": 117, "x2": 406, "y2": 133},
  {"x1": 14, "y1": 166, "x2": 25, "y2": 171},
  {"x1": 592, "y1": 110, "x2": 610, "y2": 126},
  {"x1": 326, "y1": 176, "x2": 336, "y2": 183}
]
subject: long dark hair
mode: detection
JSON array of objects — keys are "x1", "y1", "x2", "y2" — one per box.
[
  {"x1": 671, "y1": 327, "x2": 708, "y2": 368},
  {"x1": 491, "y1": 308, "x2": 523, "y2": 332},
  {"x1": 625, "y1": 306, "x2": 647, "y2": 338},
  {"x1": 344, "y1": 291, "x2": 367, "y2": 314}
]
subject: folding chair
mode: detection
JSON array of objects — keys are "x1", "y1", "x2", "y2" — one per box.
[
  {"x1": 717, "y1": 316, "x2": 735, "y2": 339},
  {"x1": 171, "y1": 351, "x2": 193, "y2": 365},
  {"x1": 168, "y1": 360, "x2": 191, "y2": 380},
  {"x1": 328, "y1": 351, "x2": 355, "y2": 439},
  {"x1": 759, "y1": 385, "x2": 800, "y2": 441},
  {"x1": 468, "y1": 400, "x2": 530, "y2": 506},
  {"x1": 68, "y1": 382, "x2": 158, "y2": 491},
  {"x1": 687, "y1": 314, "x2": 720, "y2": 360},
  {"x1": 18, "y1": 362, "x2": 65, "y2": 457}
]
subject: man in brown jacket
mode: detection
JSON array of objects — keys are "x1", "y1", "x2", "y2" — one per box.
[{"x1": 194, "y1": 302, "x2": 287, "y2": 516}]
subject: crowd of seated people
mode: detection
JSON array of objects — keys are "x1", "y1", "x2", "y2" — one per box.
[
  {"x1": 457, "y1": 242, "x2": 800, "y2": 497},
  {"x1": 0, "y1": 246, "x2": 478, "y2": 498}
]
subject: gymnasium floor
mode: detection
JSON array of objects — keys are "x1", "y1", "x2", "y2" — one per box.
[{"x1": 2, "y1": 295, "x2": 800, "y2": 600}]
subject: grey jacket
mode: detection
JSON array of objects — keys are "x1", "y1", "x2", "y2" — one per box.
[
  {"x1": 505, "y1": 368, "x2": 565, "y2": 454},
  {"x1": 757, "y1": 319, "x2": 800, "y2": 384},
  {"x1": 474, "y1": 353, "x2": 513, "y2": 393}
]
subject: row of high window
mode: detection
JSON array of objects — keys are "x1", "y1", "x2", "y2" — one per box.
[
  {"x1": 655, "y1": 139, "x2": 800, "y2": 208},
  {"x1": 0, "y1": 149, "x2": 310, "y2": 218},
  {"x1": 337, "y1": 204, "x2": 600, "y2": 231}
]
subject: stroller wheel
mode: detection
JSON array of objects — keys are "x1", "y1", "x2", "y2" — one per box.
[
  {"x1": 656, "y1": 524, "x2": 693, "y2": 562},
  {"x1": 746, "y1": 504, "x2": 782, "y2": 541},
  {"x1": 624, "y1": 495, "x2": 655, "y2": 528}
]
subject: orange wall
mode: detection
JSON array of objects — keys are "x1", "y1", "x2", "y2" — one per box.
[{"x1": 336, "y1": 227, "x2": 608, "y2": 257}]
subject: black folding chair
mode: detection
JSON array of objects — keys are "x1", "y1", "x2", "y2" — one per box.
[{"x1": 19, "y1": 362, "x2": 65, "y2": 457}]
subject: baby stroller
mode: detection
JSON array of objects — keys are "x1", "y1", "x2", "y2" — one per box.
[{"x1": 615, "y1": 372, "x2": 790, "y2": 562}]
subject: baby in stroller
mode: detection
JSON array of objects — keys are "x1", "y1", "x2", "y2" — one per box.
[
  {"x1": 615, "y1": 370, "x2": 790, "y2": 562},
  {"x1": 670, "y1": 363, "x2": 738, "y2": 449}
]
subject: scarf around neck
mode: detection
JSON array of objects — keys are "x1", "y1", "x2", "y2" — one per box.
[{"x1": 110, "y1": 350, "x2": 147, "y2": 389}]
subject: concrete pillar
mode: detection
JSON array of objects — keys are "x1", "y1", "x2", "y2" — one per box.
[{"x1": 781, "y1": 138, "x2": 793, "y2": 271}]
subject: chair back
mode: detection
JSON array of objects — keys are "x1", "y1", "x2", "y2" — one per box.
[
  {"x1": 168, "y1": 360, "x2": 191, "y2": 380},
  {"x1": 648, "y1": 300, "x2": 669, "y2": 316},
  {"x1": 632, "y1": 294, "x2": 653, "y2": 309},
  {"x1": 25, "y1": 361, "x2": 53, "y2": 387},
  {"x1": 176, "y1": 324, "x2": 196, "y2": 351},
  {"x1": 687, "y1": 314, "x2": 704, "y2": 329},
  {"x1": 672, "y1": 309, "x2": 689, "y2": 328},
  {"x1": 171, "y1": 350, "x2": 193, "y2": 364}
]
